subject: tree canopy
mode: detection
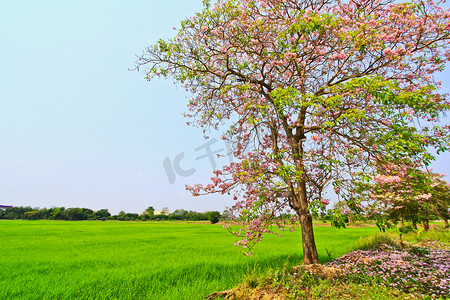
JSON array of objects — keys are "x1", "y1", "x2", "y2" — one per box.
[
  {"x1": 136, "y1": 0, "x2": 450, "y2": 264},
  {"x1": 366, "y1": 166, "x2": 450, "y2": 230}
]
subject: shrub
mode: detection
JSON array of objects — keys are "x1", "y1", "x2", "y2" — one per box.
[
  {"x1": 351, "y1": 232, "x2": 398, "y2": 251},
  {"x1": 208, "y1": 211, "x2": 221, "y2": 224}
]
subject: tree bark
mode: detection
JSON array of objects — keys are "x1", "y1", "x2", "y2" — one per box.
[
  {"x1": 298, "y1": 211, "x2": 320, "y2": 265},
  {"x1": 293, "y1": 179, "x2": 320, "y2": 265},
  {"x1": 422, "y1": 220, "x2": 429, "y2": 232},
  {"x1": 444, "y1": 219, "x2": 449, "y2": 229}
]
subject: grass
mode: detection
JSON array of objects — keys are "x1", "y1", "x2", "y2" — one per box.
[
  {"x1": 0, "y1": 220, "x2": 378, "y2": 299},
  {"x1": 238, "y1": 268, "x2": 413, "y2": 300}
]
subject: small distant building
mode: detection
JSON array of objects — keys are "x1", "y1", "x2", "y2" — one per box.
[
  {"x1": 0, "y1": 205, "x2": 12, "y2": 210},
  {"x1": 154, "y1": 207, "x2": 169, "y2": 216}
]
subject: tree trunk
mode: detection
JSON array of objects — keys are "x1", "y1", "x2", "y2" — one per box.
[
  {"x1": 422, "y1": 220, "x2": 429, "y2": 232},
  {"x1": 289, "y1": 138, "x2": 320, "y2": 265},
  {"x1": 298, "y1": 211, "x2": 320, "y2": 265},
  {"x1": 400, "y1": 210, "x2": 404, "y2": 226},
  {"x1": 293, "y1": 178, "x2": 320, "y2": 265},
  {"x1": 445, "y1": 219, "x2": 449, "y2": 228}
]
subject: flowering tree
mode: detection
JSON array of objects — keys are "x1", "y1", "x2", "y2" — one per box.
[
  {"x1": 136, "y1": 0, "x2": 450, "y2": 264},
  {"x1": 433, "y1": 176, "x2": 450, "y2": 228},
  {"x1": 368, "y1": 166, "x2": 450, "y2": 231}
]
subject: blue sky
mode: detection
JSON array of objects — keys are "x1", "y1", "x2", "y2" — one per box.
[{"x1": 1, "y1": 0, "x2": 449, "y2": 215}]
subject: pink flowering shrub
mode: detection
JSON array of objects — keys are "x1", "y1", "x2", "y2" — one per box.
[{"x1": 366, "y1": 164, "x2": 450, "y2": 231}]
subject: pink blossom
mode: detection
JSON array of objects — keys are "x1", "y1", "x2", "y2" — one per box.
[
  {"x1": 383, "y1": 47, "x2": 393, "y2": 56},
  {"x1": 321, "y1": 199, "x2": 330, "y2": 206},
  {"x1": 332, "y1": 52, "x2": 346, "y2": 60}
]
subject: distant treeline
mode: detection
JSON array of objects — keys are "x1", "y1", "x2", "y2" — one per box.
[{"x1": 0, "y1": 206, "x2": 224, "y2": 223}]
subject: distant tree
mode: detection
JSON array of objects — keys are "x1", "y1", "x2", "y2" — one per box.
[
  {"x1": 125, "y1": 213, "x2": 139, "y2": 221},
  {"x1": 208, "y1": 211, "x2": 221, "y2": 224},
  {"x1": 185, "y1": 211, "x2": 208, "y2": 221},
  {"x1": 170, "y1": 209, "x2": 189, "y2": 220},
  {"x1": 153, "y1": 214, "x2": 169, "y2": 221},
  {"x1": 82, "y1": 208, "x2": 94, "y2": 219},
  {"x1": 3, "y1": 206, "x2": 33, "y2": 219},
  {"x1": 93, "y1": 209, "x2": 111, "y2": 220},
  {"x1": 24, "y1": 211, "x2": 40, "y2": 220},
  {"x1": 144, "y1": 206, "x2": 155, "y2": 216},
  {"x1": 140, "y1": 214, "x2": 151, "y2": 221},
  {"x1": 115, "y1": 211, "x2": 140, "y2": 221},
  {"x1": 367, "y1": 166, "x2": 450, "y2": 231},
  {"x1": 220, "y1": 209, "x2": 233, "y2": 221},
  {"x1": 61, "y1": 208, "x2": 93, "y2": 221},
  {"x1": 116, "y1": 211, "x2": 127, "y2": 221},
  {"x1": 50, "y1": 207, "x2": 65, "y2": 220},
  {"x1": 37, "y1": 208, "x2": 53, "y2": 220},
  {"x1": 430, "y1": 174, "x2": 450, "y2": 228}
]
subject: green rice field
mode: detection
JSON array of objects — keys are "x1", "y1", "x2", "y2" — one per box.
[{"x1": 0, "y1": 220, "x2": 378, "y2": 299}]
